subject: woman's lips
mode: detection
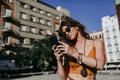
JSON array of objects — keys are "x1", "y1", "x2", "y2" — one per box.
[{"x1": 67, "y1": 33, "x2": 71, "y2": 39}]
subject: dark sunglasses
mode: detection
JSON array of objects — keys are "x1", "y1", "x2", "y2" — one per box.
[
  {"x1": 65, "y1": 27, "x2": 71, "y2": 32},
  {"x1": 62, "y1": 27, "x2": 71, "y2": 36}
]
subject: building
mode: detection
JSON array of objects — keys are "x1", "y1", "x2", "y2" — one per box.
[
  {"x1": 90, "y1": 30, "x2": 103, "y2": 40},
  {"x1": 0, "y1": 0, "x2": 69, "y2": 70},
  {"x1": 101, "y1": 15, "x2": 120, "y2": 70}
]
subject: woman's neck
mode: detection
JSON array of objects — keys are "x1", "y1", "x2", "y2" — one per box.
[
  {"x1": 76, "y1": 32, "x2": 85, "y2": 43},
  {"x1": 74, "y1": 36, "x2": 86, "y2": 51}
]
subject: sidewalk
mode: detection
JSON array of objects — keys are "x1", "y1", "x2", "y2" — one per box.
[
  {"x1": 97, "y1": 70, "x2": 120, "y2": 75},
  {"x1": 0, "y1": 70, "x2": 120, "y2": 80}
]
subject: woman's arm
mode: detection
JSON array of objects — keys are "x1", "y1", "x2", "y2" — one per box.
[
  {"x1": 58, "y1": 40, "x2": 105, "y2": 70},
  {"x1": 77, "y1": 39, "x2": 105, "y2": 70},
  {"x1": 57, "y1": 39, "x2": 105, "y2": 70},
  {"x1": 57, "y1": 60, "x2": 67, "y2": 80},
  {"x1": 52, "y1": 45, "x2": 67, "y2": 80}
]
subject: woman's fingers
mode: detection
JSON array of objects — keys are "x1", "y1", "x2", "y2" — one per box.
[
  {"x1": 54, "y1": 49, "x2": 60, "y2": 54},
  {"x1": 53, "y1": 42, "x2": 72, "y2": 55},
  {"x1": 52, "y1": 45, "x2": 56, "y2": 50},
  {"x1": 58, "y1": 41, "x2": 66, "y2": 45}
]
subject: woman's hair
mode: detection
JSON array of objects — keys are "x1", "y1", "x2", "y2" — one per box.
[{"x1": 58, "y1": 16, "x2": 90, "y2": 46}]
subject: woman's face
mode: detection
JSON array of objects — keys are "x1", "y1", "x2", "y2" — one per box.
[{"x1": 62, "y1": 26, "x2": 78, "y2": 40}]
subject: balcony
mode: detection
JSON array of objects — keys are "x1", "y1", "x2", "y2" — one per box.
[
  {"x1": 2, "y1": 29, "x2": 20, "y2": 40},
  {"x1": 3, "y1": 16, "x2": 21, "y2": 27}
]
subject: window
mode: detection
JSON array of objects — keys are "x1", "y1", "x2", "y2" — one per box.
[
  {"x1": 99, "y1": 34, "x2": 102, "y2": 38},
  {"x1": 39, "y1": 18, "x2": 44, "y2": 24},
  {"x1": 108, "y1": 48, "x2": 112, "y2": 54},
  {"x1": 21, "y1": 12, "x2": 27, "y2": 19},
  {"x1": 109, "y1": 54, "x2": 113, "y2": 61},
  {"x1": 6, "y1": 0, "x2": 12, "y2": 3},
  {"x1": 112, "y1": 28, "x2": 116, "y2": 32},
  {"x1": 24, "y1": 38, "x2": 30, "y2": 44},
  {"x1": 3, "y1": 8, "x2": 12, "y2": 17},
  {"x1": 115, "y1": 42, "x2": 118, "y2": 46},
  {"x1": 117, "y1": 53, "x2": 120, "y2": 60},
  {"x1": 105, "y1": 30, "x2": 109, "y2": 33},
  {"x1": 3, "y1": 21, "x2": 11, "y2": 30},
  {"x1": 55, "y1": 24, "x2": 59, "y2": 31},
  {"x1": 116, "y1": 47, "x2": 119, "y2": 52},
  {"x1": 9, "y1": 0, "x2": 12, "y2": 2},
  {"x1": 106, "y1": 37, "x2": 110, "y2": 40},
  {"x1": 21, "y1": 25, "x2": 27, "y2": 31},
  {"x1": 20, "y1": 2, "x2": 27, "y2": 8},
  {"x1": 46, "y1": 20, "x2": 51, "y2": 26},
  {"x1": 107, "y1": 43, "x2": 112, "y2": 47},
  {"x1": 31, "y1": 27, "x2": 36, "y2": 33},
  {"x1": 113, "y1": 35, "x2": 117, "y2": 39},
  {"x1": 46, "y1": 12, "x2": 51, "y2": 17},
  {"x1": 46, "y1": 30, "x2": 52, "y2": 35},
  {"x1": 39, "y1": 9, "x2": 44, "y2": 14},
  {"x1": 30, "y1": 6, "x2": 36, "y2": 11},
  {"x1": 39, "y1": 29, "x2": 46, "y2": 35},
  {"x1": 7, "y1": 37, "x2": 11, "y2": 45},
  {"x1": 30, "y1": 15, "x2": 36, "y2": 22},
  {"x1": 55, "y1": 16, "x2": 60, "y2": 19}
]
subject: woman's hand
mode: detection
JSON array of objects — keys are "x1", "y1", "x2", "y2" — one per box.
[
  {"x1": 57, "y1": 41, "x2": 77, "y2": 57},
  {"x1": 52, "y1": 45, "x2": 63, "y2": 61}
]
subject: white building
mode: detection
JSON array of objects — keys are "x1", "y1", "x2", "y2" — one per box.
[
  {"x1": 90, "y1": 30, "x2": 103, "y2": 40},
  {"x1": 102, "y1": 15, "x2": 120, "y2": 69}
]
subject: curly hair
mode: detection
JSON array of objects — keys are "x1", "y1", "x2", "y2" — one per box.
[{"x1": 58, "y1": 16, "x2": 90, "y2": 46}]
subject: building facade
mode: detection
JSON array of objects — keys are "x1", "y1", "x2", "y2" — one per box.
[
  {"x1": 0, "y1": 0, "x2": 69, "y2": 70},
  {"x1": 0, "y1": 0, "x2": 70, "y2": 51},
  {"x1": 90, "y1": 30, "x2": 103, "y2": 40},
  {"x1": 102, "y1": 15, "x2": 120, "y2": 70}
]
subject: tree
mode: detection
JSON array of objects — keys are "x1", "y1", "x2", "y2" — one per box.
[{"x1": 31, "y1": 34, "x2": 59, "y2": 72}]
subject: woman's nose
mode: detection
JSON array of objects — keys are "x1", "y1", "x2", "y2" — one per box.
[
  {"x1": 65, "y1": 32, "x2": 69, "y2": 37},
  {"x1": 65, "y1": 32, "x2": 69, "y2": 35}
]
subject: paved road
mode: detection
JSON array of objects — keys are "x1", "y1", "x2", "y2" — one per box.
[{"x1": 0, "y1": 73, "x2": 120, "y2": 80}]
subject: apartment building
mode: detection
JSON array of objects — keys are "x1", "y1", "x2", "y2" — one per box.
[
  {"x1": 0, "y1": 0, "x2": 69, "y2": 69},
  {"x1": 0, "y1": 0, "x2": 70, "y2": 50},
  {"x1": 102, "y1": 15, "x2": 120, "y2": 70},
  {"x1": 90, "y1": 30, "x2": 103, "y2": 40}
]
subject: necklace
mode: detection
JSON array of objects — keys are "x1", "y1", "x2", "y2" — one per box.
[{"x1": 80, "y1": 38, "x2": 88, "y2": 77}]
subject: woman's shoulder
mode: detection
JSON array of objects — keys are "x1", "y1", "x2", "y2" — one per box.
[
  {"x1": 93, "y1": 39, "x2": 103, "y2": 47},
  {"x1": 86, "y1": 39, "x2": 103, "y2": 49}
]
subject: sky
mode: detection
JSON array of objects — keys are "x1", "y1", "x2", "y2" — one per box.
[{"x1": 40, "y1": 0, "x2": 116, "y2": 33}]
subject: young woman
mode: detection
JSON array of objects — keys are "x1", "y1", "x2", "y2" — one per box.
[{"x1": 52, "y1": 16, "x2": 105, "y2": 80}]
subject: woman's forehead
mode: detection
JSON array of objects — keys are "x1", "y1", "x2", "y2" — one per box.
[{"x1": 62, "y1": 26, "x2": 67, "y2": 32}]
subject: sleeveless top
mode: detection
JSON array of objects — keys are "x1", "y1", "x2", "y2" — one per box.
[{"x1": 65, "y1": 40, "x2": 97, "y2": 76}]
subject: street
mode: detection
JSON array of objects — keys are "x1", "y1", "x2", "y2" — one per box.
[{"x1": 0, "y1": 73, "x2": 120, "y2": 80}]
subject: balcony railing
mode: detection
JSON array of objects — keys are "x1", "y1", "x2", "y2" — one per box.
[{"x1": 3, "y1": 16, "x2": 21, "y2": 27}]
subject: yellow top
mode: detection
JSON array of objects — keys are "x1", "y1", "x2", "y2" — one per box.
[{"x1": 67, "y1": 41, "x2": 97, "y2": 75}]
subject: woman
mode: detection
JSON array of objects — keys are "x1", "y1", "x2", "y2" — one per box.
[{"x1": 52, "y1": 16, "x2": 105, "y2": 80}]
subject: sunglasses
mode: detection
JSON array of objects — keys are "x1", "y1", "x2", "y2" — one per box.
[
  {"x1": 65, "y1": 27, "x2": 71, "y2": 32},
  {"x1": 62, "y1": 27, "x2": 71, "y2": 36}
]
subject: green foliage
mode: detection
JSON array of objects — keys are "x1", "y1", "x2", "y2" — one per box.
[
  {"x1": 31, "y1": 34, "x2": 58, "y2": 72},
  {"x1": 15, "y1": 49, "x2": 32, "y2": 69}
]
